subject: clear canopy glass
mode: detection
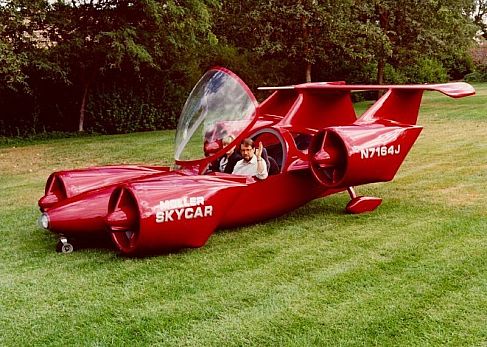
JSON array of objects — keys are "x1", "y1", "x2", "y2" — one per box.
[{"x1": 174, "y1": 68, "x2": 257, "y2": 161}]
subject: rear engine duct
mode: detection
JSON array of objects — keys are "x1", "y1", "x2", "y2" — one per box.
[{"x1": 309, "y1": 124, "x2": 422, "y2": 188}]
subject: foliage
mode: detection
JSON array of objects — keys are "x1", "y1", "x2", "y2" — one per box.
[
  {"x1": 0, "y1": 35, "x2": 28, "y2": 88},
  {"x1": 212, "y1": 0, "x2": 476, "y2": 87},
  {"x1": 378, "y1": 58, "x2": 457, "y2": 85},
  {"x1": 0, "y1": 0, "x2": 218, "y2": 136},
  {"x1": 382, "y1": 64, "x2": 408, "y2": 84},
  {"x1": 350, "y1": 0, "x2": 476, "y2": 84},
  {"x1": 402, "y1": 58, "x2": 449, "y2": 83},
  {"x1": 0, "y1": 0, "x2": 48, "y2": 90},
  {"x1": 85, "y1": 80, "x2": 181, "y2": 134},
  {"x1": 465, "y1": 62, "x2": 487, "y2": 81},
  {"x1": 0, "y1": 0, "x2": 480, "y2": 137},
  {"x1": 465, "y1": 70, "x2": 486, "y2": 81},
  {"x1": 213, "y1": 0, "x2": 364, "y2": 82},
  {"x1": 470, "y1": 0, "x2": 487, "y2": 39},
  {"x1": 442, "y1": 52, "x2": 475, "y2": 80},
  {"x1": 41, "y1": 0, "x2": 217, "y2": 131}
]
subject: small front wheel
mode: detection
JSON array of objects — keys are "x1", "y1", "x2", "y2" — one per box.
[{"x1": 56, "y1": 237, "x2": 74, "y2": 253}]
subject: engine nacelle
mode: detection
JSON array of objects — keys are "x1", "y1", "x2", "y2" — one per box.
[
  {"x1": 309, "y1": 124, "x2": 423, "y2": 188},
  {"x1": 105, "y1": 175, "x2": 245, "y2": 255},
  {"x1": 38, "y1": 165, "x2": 169, "y2": 211}
]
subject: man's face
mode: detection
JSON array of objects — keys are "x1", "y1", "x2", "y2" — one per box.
[{"x1": 240, "y1": 144, "x2": 254, "y2": 162}]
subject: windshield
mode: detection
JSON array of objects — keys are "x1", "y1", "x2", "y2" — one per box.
[{"x1": 174, "y1": 68, "x2": 257, "y2": 161}]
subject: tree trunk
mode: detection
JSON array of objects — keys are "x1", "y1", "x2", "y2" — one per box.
[
  {"x1": 78, "y1": 82, "x2": 89, "y2": 132},
  {"x1": 377, "y1": 58, "x2": 385, "y2": 85},
  {"x1": 376, "y1": 58, "x2": 385, "y2": 98},
  {"x1": 305, "y1": 62, "x2": 312, "y2": 83}
]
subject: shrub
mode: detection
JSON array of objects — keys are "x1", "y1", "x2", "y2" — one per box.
[
  {"x1": 464, "y1": 63, "x2": 487, "y2": 82},
  {"x1": 384, "y1": 63, "x2": 408, "y2": 84},
  {"x1": 402, "y1": 58, "x2": 449, "y2": 83},
  {"x1": 442, "y1": 53, "x2": 474, "y2": 80},
  {"x1": 85, "y1": 84, "x2": 181, "y2": 134}
]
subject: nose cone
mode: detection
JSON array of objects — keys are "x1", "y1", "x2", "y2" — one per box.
[
  {"x1": 39, "y1": 174, "x2": 67, "y2": 211},
  {"x1": 106, "y1": 209, "x2": 136, "y2": 232},
  {"x1": 313, "y1": 147, "x2": 340, "y2": 168},
  {"x1": 38, "y1": 194, "x2": 59, "y2": 211}
]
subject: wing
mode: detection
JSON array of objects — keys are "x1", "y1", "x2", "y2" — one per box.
[
  {"x1": 259, "y1": 82, "x2": 475, "y2": 98},
  {"x1": 258, "y1": 82, "x2": 475, "y2": 126}
]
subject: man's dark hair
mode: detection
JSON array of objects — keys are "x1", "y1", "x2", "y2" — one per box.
[{"x1": 240, "y1": 138, "x2": 255, "y2": 148}]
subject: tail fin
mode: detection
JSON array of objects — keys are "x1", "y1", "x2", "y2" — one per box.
[
  {"x1": 357, "y1": 89, "x2": 424, "y2": 125},
  {"x1": 357, "y1": 82, "x2": 475, "y2": 125}
]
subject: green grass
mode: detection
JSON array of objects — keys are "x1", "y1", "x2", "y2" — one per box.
[{"x1": 1, "y1": 84, "x2": 486, "y2": 346}]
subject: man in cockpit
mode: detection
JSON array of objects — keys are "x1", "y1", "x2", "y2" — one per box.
[{"x1": 232, "y1": 138, "x2": 268, "y2": 180}]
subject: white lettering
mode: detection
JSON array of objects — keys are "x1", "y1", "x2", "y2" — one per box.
[
  {"x1": 156, "y1": 211, "x2": 164, "y2": 223},
  {"x1": 194, "y1": 207, "x2": 203, "y2": 218},
  {"x1": 165, "y1": 210, "x2": 174, "y2": 222},
  {"x1": 182, "y1": 196, "x2": 189, "y2": 207},
  {"x1": 204, "y1": 205, "x2": 213, "y2": 217},
  {"x1": 360, "y1": 145, "x2": 402, "y2": 160},
  {"x1": 158, "y1": 195, "x2": 206, "y2": 211},
  {"x1": 159, "y1": 200, "x2": 169, "y2": 210},
  {"x1": 175, "y1": 208, "x2": 184, "y2": 220},
  {"x1": 155, "y1": 196, "x2": 212, "y2": 223},
  {"x1": 185, "y1": 208, "x2": 194, "y2": 219}
]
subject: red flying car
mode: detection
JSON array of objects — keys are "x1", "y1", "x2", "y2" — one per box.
[{"x1": 38, "y1": 67, "x2": 475, "y2": 255}]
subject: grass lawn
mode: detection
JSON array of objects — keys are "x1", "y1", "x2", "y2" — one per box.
[{"x1": 0, "y1": 84, "x2": 486, "y2": 346}]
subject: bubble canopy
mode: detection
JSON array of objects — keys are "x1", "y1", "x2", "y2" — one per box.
[{"x1": 174, "y1": 68, "x2": 258, "y2": 162}]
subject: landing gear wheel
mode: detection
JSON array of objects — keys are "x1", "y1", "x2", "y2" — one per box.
[{"x1": 56, "y1": 236, "x2": 74, "y2": 253}]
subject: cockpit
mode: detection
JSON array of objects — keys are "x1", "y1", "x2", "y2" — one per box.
[
  {"x1": 174, "y1": 68, "x2": 257, "y2": 162},
  {"x1": 174, "y1": 67, "x2": 284, "y2": 176}
]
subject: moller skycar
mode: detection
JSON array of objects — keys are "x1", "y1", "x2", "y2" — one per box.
[{"x1": 38, "y1": 67, "x2": 475, "y2": 255}]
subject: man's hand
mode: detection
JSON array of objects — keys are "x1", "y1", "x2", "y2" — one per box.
[
  {"x1": 256, "y1": 142, "x2": 263, "y2": 159},
  {"x1": 254, "y1": 141, "x2": 267, "y2": 179}
]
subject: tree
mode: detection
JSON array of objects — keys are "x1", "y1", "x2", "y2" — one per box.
[
  {"x1": 213, "y1": 0, "x2": 360, "y2": 83},
  {"x1": 214, "y1": 0, "x2": 475, "y2": 86},
  {"x1": 43, "y1": 0, "x2": 217, "y2": 132},
  {"x1": 353, "y1": 0, "x2": 476, "y2": 84},
  {"x1": 0, "y1": 32, "x2": 27, "y2": 89},
  {"x1": 471, "y1": 0, "x2": 487, "y2": 39},
  {"x1": 0, "y1": 0, "x2": 48, "y2": 90},
  {"x1": 254, "y1": 0, "x2": 359, "y2": 83}
]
